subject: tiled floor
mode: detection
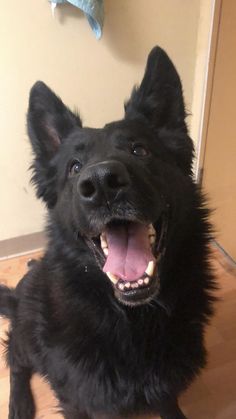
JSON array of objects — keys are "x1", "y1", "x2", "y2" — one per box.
[{"x1": 0, "y1": 248, "x2": 235, "y2": 419}]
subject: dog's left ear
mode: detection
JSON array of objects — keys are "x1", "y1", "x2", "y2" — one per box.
[
  {"x1": 125, "y1": 47, "x2": 193, "y2": 174},
  {"x1": 125, "y1": 46, "x2": 186, "y2": 131}
]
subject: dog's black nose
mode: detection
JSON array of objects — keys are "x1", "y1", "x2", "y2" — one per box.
[{"x1": 78, "y1": 161, "x2": 130, "y2": 204}]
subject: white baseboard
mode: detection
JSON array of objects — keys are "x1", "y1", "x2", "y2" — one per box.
[{"x1": 0, "y1": 232, "x2": 46, "y2": 260}]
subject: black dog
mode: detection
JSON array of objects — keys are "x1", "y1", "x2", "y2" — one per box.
[{"x1": 0, "y1": 47, "x2": 215, "y2": 419}]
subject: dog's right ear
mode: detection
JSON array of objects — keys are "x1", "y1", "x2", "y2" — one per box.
[
  {"x1": 27, "y1": 81, "x2": 82, "y2": 207},
  {"x1": 27, "y1": 81, "x2": 82, "y2": 159}
]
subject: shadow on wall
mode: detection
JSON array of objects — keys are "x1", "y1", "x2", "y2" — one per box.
[
  {"x1": 104, "y1": 0, "x2": 152, "y2": 64},
  {"x1": 44, "y1": 0, "x2": 199, "y2": 126},
  {"x1": 56, "y1": 0, "x2": 166, "y2": 65}
]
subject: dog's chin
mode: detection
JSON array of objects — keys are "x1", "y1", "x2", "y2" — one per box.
[
  {"x1": 113, "y1": 275, "x2": 160, "y2": 307},
  {"x1": 83, "y1": 212, "x2": 169, "y2": 307}
]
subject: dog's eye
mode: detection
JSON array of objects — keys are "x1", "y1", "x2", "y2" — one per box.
[
  {"x1": 69, "y1": 160, "x2": 82, "y2": 177},
  {"x1": 132, "y1": 144, "x2": 148, "y2": 157}
]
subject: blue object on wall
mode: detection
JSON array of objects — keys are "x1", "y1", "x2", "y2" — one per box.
[{"x1": 50, "y1": 0, "x2": 104, "y2": 39}]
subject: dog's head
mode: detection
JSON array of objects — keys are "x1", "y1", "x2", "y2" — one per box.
[{"x1": 27, "y1": 47, "x2": 194, "y2": 307}]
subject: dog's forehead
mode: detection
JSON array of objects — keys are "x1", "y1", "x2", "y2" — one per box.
[
  {"x1": 68, "y1": 120, "x2": 151, "y2": 147},
  {"x1": 103, "y1": 119, "x2": 152, "y2": 139},
  {"x1": 62, "y1": 120, "x2": 156, "y2": 165},
  {"x1": 66, "y1": 127, "x2": 103, "y2": 152}
]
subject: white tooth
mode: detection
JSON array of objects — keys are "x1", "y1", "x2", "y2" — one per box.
[
  {"x1": 124, "y1": 282, "x2": 131, "y2": 288},
  {"x1": 145, "y1": 260, "x2": 155, "y2": 277},
  {"x1": 131, "y1": 282, "x2": 139, "y2": 289},
  {"x1": 119, "y1": 283, "x2": 125, "y2": 290},
  {"x1": 107, "y1": 272, "x2": 118, "y2": 284},
  {"x1": 100, "y1": 233, "x2": 108, "y2": 249},
  {"x1": 101, "y1": 240, "x2": 107, "y2": 249},
  {"x1": 144, "y1": 277, "x2": 150, "y2": 285},
  {"x1": 103, "y1": 247, "x2": 108, "y2": 256},
  {"x1": 138, "y1": 279, "x2": 143, "y2": 285}
]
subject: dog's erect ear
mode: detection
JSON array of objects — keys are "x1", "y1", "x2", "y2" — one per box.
[
  {"x1": 27, "y1": 81, "x2": 82, "y2": 158},
  {"x1": 27, "y1": 81, "x2": 82, "y2": 207},
  {"x1": 125, "y1": 47, "x2": 187, "y2": 132},
  {"x1": 125, "y1": 47, "x2": 194, "y2": 175}
]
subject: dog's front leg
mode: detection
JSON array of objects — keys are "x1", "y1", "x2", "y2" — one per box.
[
  {"x1": 8, "y1": 368, "x2": 35, "y2": 419},
  {"x1": 64, "y1": 413, "x2": 92, "y2": 419},
  {"x1": 63, "y1": 409, "x2": 92, "y2": 419}
]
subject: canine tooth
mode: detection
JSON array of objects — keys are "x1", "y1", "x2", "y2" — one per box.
[
  {"x1": 119, "y1": 283, "x2": 125, "y2": 291},
  {"x1": 124, "y1": 282, "x2": 131, "y2": 288},
  {"x1": 138, "y1": 279, "x2": 143, "y2": 285},
  {"x1": 103, "y1": 247, "x2": 108, "y2": 256},
  {"x1": 144, "y1": 277, "x2": 150, "y2": 285},
  {"x1": 145, "y1": 260, "x2": 155, "y2": 277},
  {"x1": 100, "y1": 233, "x2": 108, "y2": 249},
  {"x1": 107, "y1": 272, "x2": 118, "y2": 284}
]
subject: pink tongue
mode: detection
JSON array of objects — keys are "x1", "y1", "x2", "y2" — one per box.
[{"x1": 103, "y1": 223, "x2": 154, "y2": 281}]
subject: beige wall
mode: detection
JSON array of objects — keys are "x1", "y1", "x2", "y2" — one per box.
[{"x1": 0, "y1": 0, "x2": 208, "y2": 243}]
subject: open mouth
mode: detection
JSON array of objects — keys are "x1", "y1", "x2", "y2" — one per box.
[{"x1": 86, "y1": 215, "x2": 168, "y2": 307}]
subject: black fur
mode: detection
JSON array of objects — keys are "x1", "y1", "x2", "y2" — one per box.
[
  {"x1": 0, "y1": 285, "x2": 17, "y2": 319},
  {"x1": 0, "y1": 47, "x2": 215, "y2": 419}
]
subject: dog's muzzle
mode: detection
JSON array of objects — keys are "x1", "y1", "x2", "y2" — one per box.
[{"x1": 77, "y1": 160, "x2": 130, "y2": 207}]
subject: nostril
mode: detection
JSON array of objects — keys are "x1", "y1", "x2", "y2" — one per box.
[
  {"x1": 79, "y1": 180, "x2": 96, "y2": 198},
  {"x1": 107, "y1": 173, "x2": 128, "y2": 190},
  {"x1": 78, "y1": 162, "x2": 130, "y2": 203}
]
